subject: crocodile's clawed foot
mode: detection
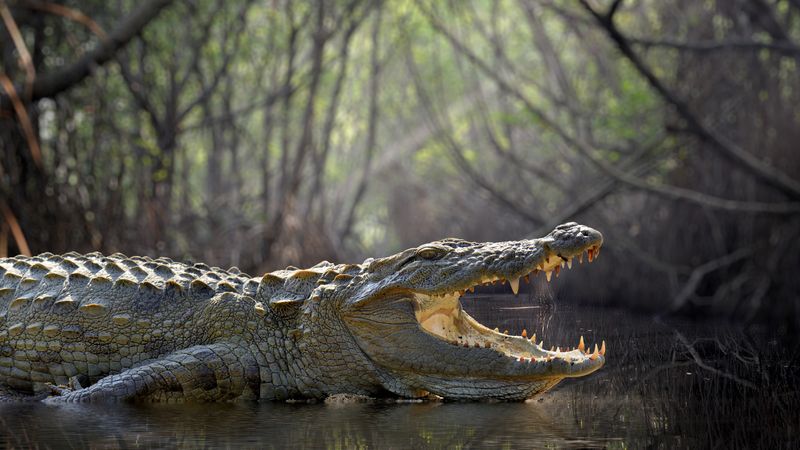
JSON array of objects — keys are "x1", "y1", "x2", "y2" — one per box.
[
  {"x1": 42, "y1": 384, "x2": 72, "y2": 404},
  {"x1": 43, "y1": 376, "x2": 85, "y2": 403},
  {"x1": 48, "y1": 384, "x2": 73, "y2": 396}
]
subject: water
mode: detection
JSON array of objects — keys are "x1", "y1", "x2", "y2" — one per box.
[{"x1": 1, "y1": 295, "x2": 797, "y2": 449}]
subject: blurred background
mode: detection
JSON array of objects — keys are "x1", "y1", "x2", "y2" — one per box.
[{"x1": 1, "y1": 0, "x2": 798, "y2": 329}]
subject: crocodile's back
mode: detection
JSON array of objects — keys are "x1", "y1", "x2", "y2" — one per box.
[{"x1": 0, "y1": 252, "x2": 256, "y2": 392}]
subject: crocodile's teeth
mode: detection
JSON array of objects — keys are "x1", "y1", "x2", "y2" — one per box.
[
  {"x1": 567, "y1": 259, "x2": 573, "y2": 269},
  {"x1": 531, "y1": 333, "x2": 536, "y2": 344},
  {"x1": 578, "y1": 335, "x2": 585, "y2": 352},
  {"x1": 579, "y1": 253, "x2": 584, "y2": 264},
  {"x1": 588, "y1": 248, "x2": 594, "y2": 262},
  {"x1": 555, "y1": 266, "x2": 560, "y2": 277},
  {"x1": 560, "y1": 261, "x2": 565, "y2": 268},
  {"x1": 509, "y1": 277, "x2": 520, "y2": 295},
  {"x1": 600, "y1": 340, "x2": 606, "y2": 356},
  {"x1": 545, "y1": 271, "x2": 552, "y2": 282},
  {"x1": 521, "y1": 328, "x2": 527, "y2": 338}
]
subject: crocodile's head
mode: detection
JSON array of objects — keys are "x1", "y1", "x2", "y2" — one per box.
[{"x1": 310, "y1": 222, "x2": 605, "y2": 401}]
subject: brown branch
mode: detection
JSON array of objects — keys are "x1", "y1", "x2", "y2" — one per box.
[
  {"x1": 0, "y1": 200, "x2": 31, "y2": 256},
  {"x1": 579, "y1": 0, "x2": 800, "y2": 201},
  {"x1": 0, "y1": 0, "x2": 174, "y2": 109},
  {"x1": 0, "y1": 0, "x2": 35, "y2": 97},
  {"x1": 0, "y1": 72, "x2": 41, "y2": 168},
  {"x1": 0, "y1": 221, "x2": 7, "y2": 257},
  {"x1": 19, "y1": 0, "x2": 108, "y2": 39}
]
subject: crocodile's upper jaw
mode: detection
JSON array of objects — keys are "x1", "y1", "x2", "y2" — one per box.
[{"x1": 338, "y1": 222, "x2": 605, "y2": 401}]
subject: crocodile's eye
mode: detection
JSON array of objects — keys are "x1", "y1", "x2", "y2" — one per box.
[{"x1": 416, "y1": 246, "x2": 447, "y2": 260}]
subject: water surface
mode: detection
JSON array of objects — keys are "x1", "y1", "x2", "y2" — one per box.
[{"x1": 1, "y1": 295, "x2": 796, "y2": 449}]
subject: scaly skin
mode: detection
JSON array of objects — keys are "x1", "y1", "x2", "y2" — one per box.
[{"x1": 0, "y1": 222, "x2": 605, "y2": 403}]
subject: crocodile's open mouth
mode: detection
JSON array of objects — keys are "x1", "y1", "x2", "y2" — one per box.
[{"x1": 413, "y1": 244, "x2": 605, "y2": 368}]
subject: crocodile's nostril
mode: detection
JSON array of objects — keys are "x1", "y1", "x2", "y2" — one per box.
[{"x1": 581, "y1": 230, "x2": 589, "y2": 236}]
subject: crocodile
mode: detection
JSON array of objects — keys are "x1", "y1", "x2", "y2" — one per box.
[{"x1": 0, "y1": 222, "x2": 605, "y2": 403}]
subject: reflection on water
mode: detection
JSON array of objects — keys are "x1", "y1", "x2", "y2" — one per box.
[{"x1": 1, "y1": 295, "x2": 797, "y2": 449}]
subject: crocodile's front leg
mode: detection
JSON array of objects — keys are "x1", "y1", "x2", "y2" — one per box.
[{"x1": 44, "y1": 343, "x2": 261, "y2": 403}]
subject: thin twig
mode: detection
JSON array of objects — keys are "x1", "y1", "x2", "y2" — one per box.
[
  {"x1": 0, "y1": 0, "x2": 35, "y2": 98},
  {"x1": 0, "y1": 200, "x2": 31, "y2": 256},
  {"x1": 669, "y1": 247, "x2": 753, "y2": 312},
  {"x1": 20, "y1": 1, "x2": 108, "y2": 39},
  {"x1": 672, "y1": 328, "x2": 758, "y2": 390},
  {"x1": 0, "y1": 72, "x2": 42, "y2": 168},
  {"x1": 629, "y1": 37, "x2": 800, "y2": 56}
]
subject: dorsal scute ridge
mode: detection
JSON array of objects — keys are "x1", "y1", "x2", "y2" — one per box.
[{"x1": 0, "y1": 253, "x2": 255, "y2": 315}]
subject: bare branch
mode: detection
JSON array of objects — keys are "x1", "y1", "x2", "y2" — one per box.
[
  {"x1": 579, "y1": 0, "x2": 800, "y2": 200},
  {"x1": 0, "y1": 0, "x2": 35, "y2": 97},
  {"x1": 0, "y1": 72, "x2": 41, "y2": 168},
  {"x1": 0, "y1": 0, "x2": 174, "y2": 109},
  {"x1": 419, "y1": 1, "x2": 800, "y2": 215},
  {"x1": 669, "y1": 247, "x2": 753, "y2": 312},
  {"x1": 606, "y1": 0, "x2": 624, "y2": 20},
  {"x1": 405, "y1": 42, "x2": 545, "y2": 227},
  {"x1": 629, "y1": 36, "x2": 800, "y2": 57},
  {"x1": 672, "y1": 328, "x2": 758, "y2": 390},
  {"x1": 0, "y1": 200, "x2": 31, "y2": 256},
  {"x1": 18, "y1": 1, "x2": 108, "y2": 39}
]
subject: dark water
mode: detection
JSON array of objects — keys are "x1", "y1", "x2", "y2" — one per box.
[{"x1": 1, "y1": 295, "x2": 797, "y2": 449}]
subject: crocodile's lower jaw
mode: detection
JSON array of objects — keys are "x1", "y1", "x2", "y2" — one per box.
[
  {"x1": 413, "y1": 244, "x2": 606, "y2": 374},
  {"x1": 415, "y1": 292, "x2": 605, "y2": 366}
]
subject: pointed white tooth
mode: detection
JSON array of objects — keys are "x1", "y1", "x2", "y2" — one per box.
[
  {"x1": 567, "y1": 259, "x2": 573, "y2": 269},
  {"x1": 545, "y1": 271, "x2": 552, "y2": 282},
  {"x1": 560, "y1": 261, "x2": 565, "y2": 268},
  {"x1": 509, "y1": 277, "x2": 520, "y2": 295}
]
